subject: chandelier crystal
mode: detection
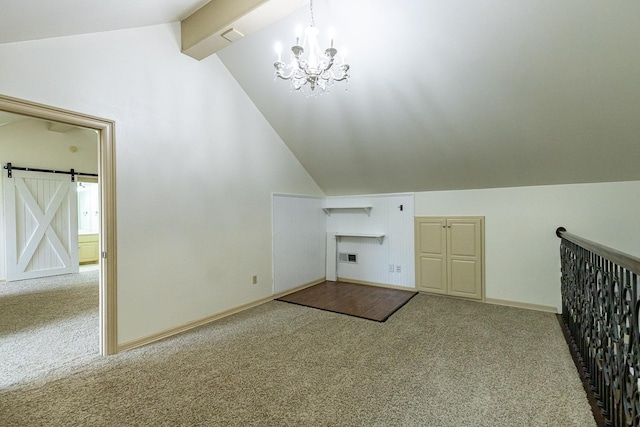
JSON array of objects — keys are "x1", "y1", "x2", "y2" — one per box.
[{"x1": 273, "y1": 0, "x2": 350, "y2": 93}]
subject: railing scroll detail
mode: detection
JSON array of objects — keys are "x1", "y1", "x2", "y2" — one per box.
[{"x1": 557, "y1": 227, "x2": 640, "y2": 427}]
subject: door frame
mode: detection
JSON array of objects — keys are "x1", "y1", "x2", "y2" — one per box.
[{"x1": 0, "y1": 94, "x2": 118, "y2": 356}]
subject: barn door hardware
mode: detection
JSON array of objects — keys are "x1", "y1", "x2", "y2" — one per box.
[{"x1": 3, "y1": 162, "x2": 98, "y2": 181}]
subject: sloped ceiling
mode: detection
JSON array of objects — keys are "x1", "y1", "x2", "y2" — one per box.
[
  {"x1": 1, "y1": 1, "x2": 639, "y2": 196},
  {"x1": 217, "y1": 0, "x2": 640, "y2": 195},
  {"x1": 0, "y1": 0, "x2": 208, "y2": 44}
]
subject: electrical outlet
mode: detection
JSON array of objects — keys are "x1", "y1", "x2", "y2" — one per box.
[
  {"x1": 252, "y1": 275, "x2": 258, "y2": 285},
  {"x1": 389, "y1": 264, "x2": 395, "y2": 272},
  {"x1": 396, "y1": 265, "x2": 402, "y2": 273}
]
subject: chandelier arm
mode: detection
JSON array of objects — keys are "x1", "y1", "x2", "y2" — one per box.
[
  {"x1": 331, "y1": 64, "x2": 350, "y2": 81},
  {"x1": 275, "y1": 73, "x2": 294, "y2": 81},
  {"x1": 274, "y1": 63, "x2": 297, "y2": 80},
  {"x1": 323, "y1": 57, "x2": 335, "y2": 73},
  {"x1": 318, "y1": 70, "x2": 331, "y2": 80}
]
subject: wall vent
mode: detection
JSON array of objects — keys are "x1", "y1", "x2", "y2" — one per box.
[
  {"x1": 338, "y1": 253, "x2": 358, "y2": 264},
  {"x1": 221, "y1": 28, "x2": 245, "y2": 43}
]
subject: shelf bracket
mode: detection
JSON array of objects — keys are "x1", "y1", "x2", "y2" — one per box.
[
  {"x1": 334, "y1": 234, "x2": 385, "y2": 244},
  {"x1": 323, "y1": 206, "x2": 373, "y2": 216}
]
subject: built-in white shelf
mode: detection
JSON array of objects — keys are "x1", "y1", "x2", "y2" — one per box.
[
  {"x1": 322, "y1": 206, "x2": 372, "y2": 216},
  {"x1": 334, "y1": 233, "x2": 385, "y2": 244}
]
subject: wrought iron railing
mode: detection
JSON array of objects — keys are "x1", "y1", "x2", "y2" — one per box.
[{"x1": 557, "y1": 227, "x2": 640, "y2": 427}]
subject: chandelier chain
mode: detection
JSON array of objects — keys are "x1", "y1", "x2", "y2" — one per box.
[{"x1": 309, "y1": 0, "x2": 315, "y2": 27}]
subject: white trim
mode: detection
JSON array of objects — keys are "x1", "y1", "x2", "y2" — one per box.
[
  {"x1": 485, "y1": 298, "x2": 557, "y2": 313},
  {"x1": 336, "y1": 278, "x2": 416, "y2": 292},
  {"x1": 0, "y1": 94, "x2": 118, "y2": 356}
]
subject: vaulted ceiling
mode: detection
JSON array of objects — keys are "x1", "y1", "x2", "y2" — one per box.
[
  {"x1": 2, "y1": 0, "x2": 640, "y2": 195},
  {"x1": 0, "y1": 0, "x2": 208, "y2": 44}
]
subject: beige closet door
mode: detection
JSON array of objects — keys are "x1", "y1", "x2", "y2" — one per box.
[
  {"x1": 415, "y1": 218, "x2": 447, "y2": 294},
  {"x1": 447, "y1": 218, "x2": 482, "y2": 300},
  {"x1": 415, "y1": 216, "x2": 483, "y2": 300}
]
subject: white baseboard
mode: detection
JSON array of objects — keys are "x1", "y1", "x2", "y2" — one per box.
[
  {"x1": 414, "y1": 289, "x2": 557, "y2": 314},
  {"x1": 336, "y1": 277, "x2": 416, "y2": 292},
  {"x1": 118, "y1": 278, "x2": 325, "y2": 353},
  {"x1": 273, "y1": 278, "x2": 326, "y2": 298},
  {"x1": 485, "y1": 297, "x2": 557, "y2": 313}
]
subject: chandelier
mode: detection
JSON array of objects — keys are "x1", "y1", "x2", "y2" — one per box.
[{"x1": 273, "y1": 0, "x2": 350, "y2": 93}]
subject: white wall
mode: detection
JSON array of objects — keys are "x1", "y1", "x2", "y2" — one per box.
[
  {"x1": 0, "y1": 119, "x2": 98, "y2": 280},
  {"x1": 0, "y1": 23, "x2": 324, "y2": 345},
  {"x1": 415, "y1": 181, "x2": 640, "y2": 311},
  {"x1": 325, "y1": 193, "x2": 415, "y2": 288},
  {"x1": 272, "y1": 194, "x2": 325, "y2": 293}
]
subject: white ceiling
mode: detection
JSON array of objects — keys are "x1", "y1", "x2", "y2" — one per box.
[
  {"x1": 0, "y1": 0, "x2": 208, "y2": 44},
  {"x1": 218, "y1": 0, "x2": 640, "y2": 195},
  {"x1": 2, "y1": 0, "x2": 640, "y2": 195}
]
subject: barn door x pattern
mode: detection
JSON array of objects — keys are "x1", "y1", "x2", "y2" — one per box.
[{"x1": 4, "y1": 170, "x2": 78, "y2": 281}]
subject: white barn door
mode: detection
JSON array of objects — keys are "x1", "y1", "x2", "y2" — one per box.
[{"x1": 4, "y1": 170, "x2": 79, "y2": 281}]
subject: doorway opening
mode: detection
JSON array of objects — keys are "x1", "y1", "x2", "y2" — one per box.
[
  {"x1": 77, "y1": 181, "x2": 100, "y2": 268},
  {"x1": 0, "y1": 94, "x2": 117, "y2": 356}
]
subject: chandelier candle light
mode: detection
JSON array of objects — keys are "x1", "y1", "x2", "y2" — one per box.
[{"x1": 274, "y1": 0, "x2": 350, "y2": 93}]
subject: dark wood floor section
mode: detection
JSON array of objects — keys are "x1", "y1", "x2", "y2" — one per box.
[{"x1": 276, "y1": 281, "x2": 417, "y2": 322}]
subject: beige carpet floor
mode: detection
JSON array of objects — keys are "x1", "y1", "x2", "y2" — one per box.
[
  {"x1": 0, "y1": 274, "x2": 594, "y2": 426},
  {"x1": 0, "y1": 270, "x2": 99, "y2": 388}
]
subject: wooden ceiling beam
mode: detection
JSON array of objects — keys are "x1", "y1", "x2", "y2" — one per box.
[{"x1": 181, "y1": 0, "x2": 305, "y2": 60}]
